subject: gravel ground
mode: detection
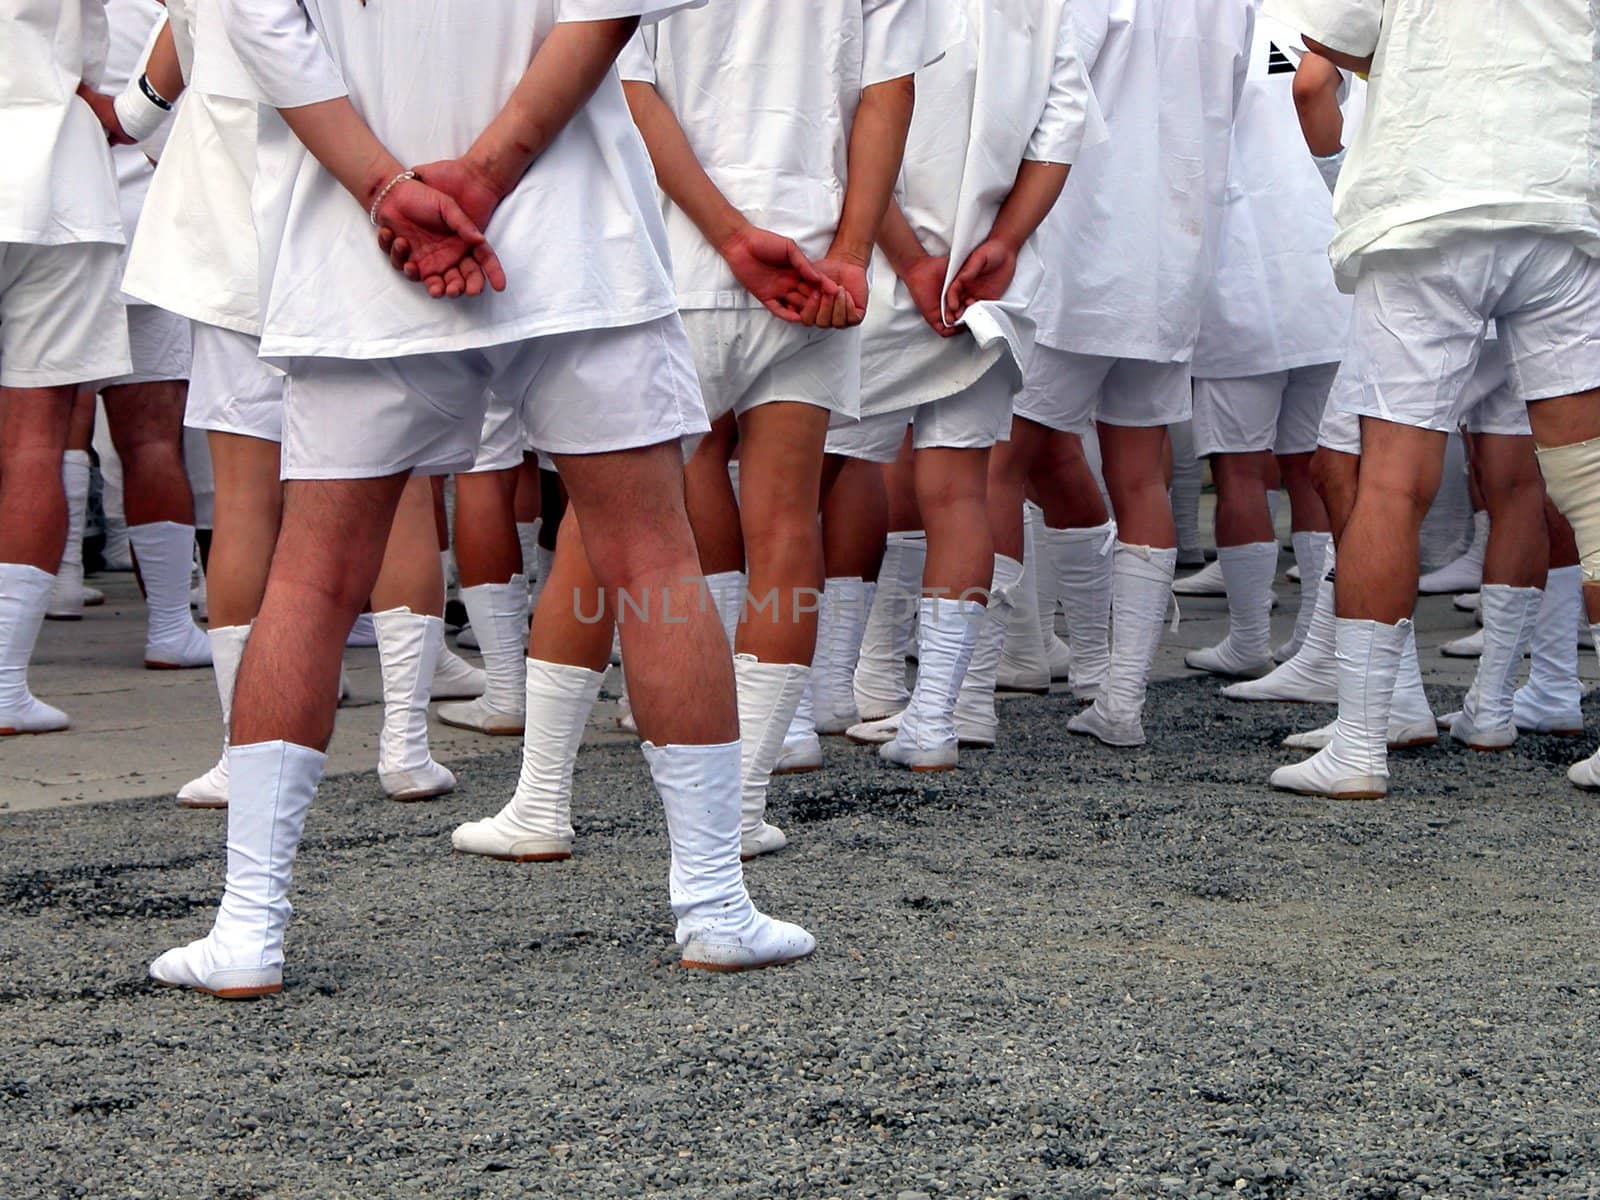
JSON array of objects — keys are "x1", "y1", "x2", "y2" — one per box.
[{"x1": 4, "y1": 675, "x2": 1600, "y2": 1199}]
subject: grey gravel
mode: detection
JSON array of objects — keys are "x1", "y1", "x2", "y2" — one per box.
[{"x1": 4, "y1": 675, "x2": 1600, "y2": 1198}]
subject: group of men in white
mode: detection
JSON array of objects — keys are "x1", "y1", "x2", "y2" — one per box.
[{"x1": 3, "y1": 0, "x2": 1599, "y2": 998}]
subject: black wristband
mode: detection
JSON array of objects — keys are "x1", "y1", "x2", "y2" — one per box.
[{"x1": 138, "y1": 73, "x2": 174, "y2": 112}]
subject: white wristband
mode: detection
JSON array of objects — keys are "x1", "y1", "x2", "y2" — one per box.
[
  {"x1": 1313, "y1": 148, "x2": 1347, "y2": 195},
  {"x1": 112, "y1": 75, "x2": 172, "y2": 144}
]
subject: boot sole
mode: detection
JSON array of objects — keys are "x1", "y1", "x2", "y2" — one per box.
[
  {"x1": 680, "y1": 952, "x2": 811, "y2": 973},
  {"x1": 771, "y1": 763, "x2": 822, "y2": 776},
  {"x1": 1271, "y1": 783, "x2": 1386, "y2": 801},
  {"x1": 1391, "y1": 735, "x2": 1439, "y2": 750},
  {"x1": 45, "y1": 613, "x2": 84, "y2": 622},
  {"x1": 0, "y1": 726, "x2": 68, "y2": 737},
  {"x1": 1225, "y1": 694, "x2": 1334, "y2": 705},
  {"x1": 436, "y1": 719, "x2": 524, "y2": 736},
  {"x1": 454, "y1": 849, "x2": 572, "y2": 863},
  {"x1": 387, "y1": 787, "x2": 455, "y2": 803},
  {"x1": 144, "y1": 661, "x2": 207, "y2": 671},
  {"x1": 995, "y1": 686, "x2": 1051, "y2": 696},
  {"x1": 905, "y1": 763, "x2": 957, "y2": 773},
  {"x1": 154, "y1": 979, "x2": 282, "y2": 1000},
  {"x1": 177, "y1": 798, "x2": 229, "y2": 810}
]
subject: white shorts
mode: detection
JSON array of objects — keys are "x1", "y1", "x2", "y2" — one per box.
[
  {"x1": 467, "y1": 391, "x2": 526, "y2": 474},
  {"x1": 281, "y1": 315, "x2": 707, "y2": 481},
  {"x1": 186, "y1": 324, "x2": 284, "y2": 444},
  {"x1": 1192, "y1": 363, "x2": 1338, "y2": 457},
  {"x1": 1458, "y1": 342, "x2": 1531, "y2": 437},
  {"x1": 106, "y1": 304, "x2": 191, "y2": 387},
  {"x1": 0, "y1": 241, "x2": 130, "y2": 389},
  {"x1": 681, "y1": 309, "x2": 860, "y2": 422},
  {"x1": 825, "y1": 362, "x2": 1013, "y2": 463},
  {"x1": 1337, "y1": 234, "x2": 1600, "y2": 433},
  {"x1": 1015, "y1": 346, "x2": 1191, "y2": 433}
]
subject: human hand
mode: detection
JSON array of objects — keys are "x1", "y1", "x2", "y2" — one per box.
[
  {"x1": 373, "y1": 177, "x2": 506, "y2": 299},
  {"x1": 77, "y1": 84, "x2": 134, "y2": 145},
  {"x1": 717, "y1": 225, "x2": 838, "y2": 324},
  {"x1": 808, "y1": 254, "x2": 869, "y2": 329},
  {"x1": 945, "y1": 238, "x2": 1017, "y2": 325},
  {"x1": 900, "y1": 254, "x2": 957, "y2": 337}
]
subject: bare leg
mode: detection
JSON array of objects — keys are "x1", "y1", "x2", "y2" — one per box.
[
  {"x1": 370, "y1": 475, "x2": 445, "y2": 617},
  {"x1": 820, "y1": 453, "x2": 887, "y2": 581},
  {"x1": 204, "y1": 432, "x2": 285, "y2": 628},
  {"x1": 883, "y1": 428, "x2": 921, "y2": 533},
  {"x1": 101, "y1": 380, "x2": 194, "y2": 527},
  {"x1": 1031, "y1": 428, "x2": 1110, "y2": 530},
  {"x1": 1278, "y1": 450, "x2": 1331, "y2": 535},
  {"x1": 987, "y1": 416, "x2": 1055, "y2": 562},
  {"x1": 0, "y1": 386, "x2": 73, "y2": 570},
  {"x1": 231, "y1": 474, "x2": 409, "y2": 749},
  {"x1": 1098, "y1": 422, "x2": 1175, "y2": 547},
  {"x1": 732, "y1": 401, "x2": 830, "y2": 665},
  {"x1": 683, "y1": 411, "x2": 745, "y2": 576},
  {"x1": 1472, "y1": 433, "x2": 1548, "y2": 588},
  {"x1": 1211, "y1": 450, "x2": 1276, "y2": 547},
  {"x1": 453, "y1": 467, "x2": 522, "y2": 587},
  {"x1": 1336, "y1": 419, "x2": 1445, "y2": 622},
  {"x1": 528, "y1": 507, "x2": 615, "y2": 673},
  {"x1": 556, "y1": 442, "x2": 737, "y2": 745},
  {"x1": 1312, "y1": 447, "x2": 1359, "y2": 540},
  {"x1": 917, "y1": 446, "x2": 993, "y2": 599}
]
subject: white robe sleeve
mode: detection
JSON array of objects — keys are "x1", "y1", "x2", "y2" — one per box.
[
  {"x1": 214, "y1": 0, "x2": 347, "y2": 110},
  {"x1": 615, "y1": 26, "x2": 658, "y2": 84},
  {"x1": 1263, "y1": 0, "x2": 1382, "y2": 59},
  {"x1": 1233, "y1": 3, "x2": 1257, "y2": 115},
  {"x1": 1026, "y1": 1, "x2": 1106, "y2": 165},
  {"x1": 553, "y1": 1, "x2": 706, "y2": 23},
  {"x1": 1069, "y1": 0, "x2": 1115, "y2": 75},
  {"x1": 862, "y1": 0, "x2": 951, "y2": 88},
  {"x1": 80, "y1": 0, "x2": 111, "y2": 88}
]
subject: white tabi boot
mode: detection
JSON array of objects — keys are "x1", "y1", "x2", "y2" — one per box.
[
  {"x1": 882, "y1": 596, "x2": 985, "y2": 771},
  {"x1": 1270, "y1": 619, "x2": 1407, "y2": 798},
  {"x1": 1284, "y1": 624, "x2": 1438, "y2": 751},
  {"x1": 854, "y1": 531, "x2": 924, "y2": 720},
  {"x1": 736, "y1": 655, "x2": 809, "y2": 858},
  {"x1": 1418, "y1": 510, "x2": 1488, "y2": 594},
  {"x1": 774, "y1": 681, "x2": 824, "y2": 776},
  {"x1": 950, "y1": 554, "x2": 1026, "y2": 750},
  {"x1": 374, "y1": 608, "x2": 456, "y2": 801},
  {"x1": 1510, "y1": 566, "x2": 1584, "y2": 736},
  {"x1": 516, "y1": 519, "x2": 542, "y2": 600},
  {"x1": 811, "y1": 576, "x2": 870, "y2": 733},
  {"x1": 997, "y1": 506, "x2": 1050, "y2": 694},
  {"x1": 1185, "y1": 541, "x2": 1278, "y2": 678},
  {"x1": 46, "y1": 450, "x2": 92, "y2": 620},
  {"x1": 1172, "y1": 558, "x2": 1226, "y2": 597},
  {"x1": 1068, "y1": 543, "x2": 1175, "y2": 747},
  {"x1": 1223, "y1": 544, "x2": 1338, "y2": 704},
  {"x1": 0, "y1": 564, "x2": 69, "y2": 734},
  {"x1": 177, "y1": 624, "x2": 252, "y2": 808},
  {"x1": 452, "y1": 659, "x2": 605, "y2": 860},
  {"x1": 150, "y1": 740, "x2": 325, "y2": 997},
  {"x1": 1277, "y1": 531, "x2": 1332, "y2": 662},
  {"x1": 1440, "y1": 584, "x2": 1542, "y2": 750},
  {"x1": 645, "y1": 739, "x2": 815, "y2": 970},
  {"x1": 129, "y1": 522, "x2": 211, "y2": 669},
  {"x1": 438, "y1": 577, "x2": 529, "y2": 734},
  {"x1": 1048, "y1": 520, "x2": 1115, "y2": 701},
  {"x1": 431, "y1": 643, "x2": 485, "y2": 701}
]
